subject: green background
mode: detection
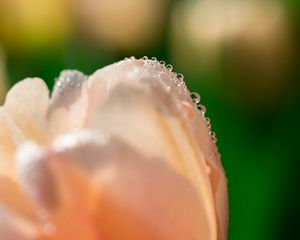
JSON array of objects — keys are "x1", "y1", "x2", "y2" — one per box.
[{"x1": 0, "y1": 0, "x2": 299, "y2": 239}]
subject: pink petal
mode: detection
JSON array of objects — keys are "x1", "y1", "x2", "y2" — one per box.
[
  {"x1": 47, "y1": 70, "x2": 89, "y2": 138},
  {"x1": 16, "y1": 137, "x2": 101, "y2": 240},
  {"x1": 16, "y1": 130, "x2": 216, "y2": 239},
  {"x1": 0, "y1": 175, "x2": 36, "y2": 220},
  {"x1": 0, "y1": 206, "x2": 41, "y2": 240},
  {"x1": 4, "y1": 78, "x2": 50, "y2": 144},
  {"x1": 56, "y1": 132, "x2": 214, "y2": 239},
  {"x1": 85, "y1": 58, "x2": 227, "y2": 238},
  {"x1": 0, "y1": 107, "x2": 24, "y2": 177}
]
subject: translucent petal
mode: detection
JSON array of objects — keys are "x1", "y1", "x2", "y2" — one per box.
[
  {"x1": 0, "y1": 175, "x2": 36, "y2": 219},
  {"x1": 16, "y1": 142, "x2": 57, "y2": 214},
  {"x1": 0, "y1": 107, "x2": 24, "y2": 177},
  {"x1": 0, "y1": 206, "x2": 40, "y2": 240},
  {"x1": 47, "y1": 70, "x2": 88, "y2": 138},
  {"x1": 85, "y1": 59, "x2": 221, "y2": 238},
  {"x1": 16, "y1": 139, "x2": 100, "y2": 240},
  {"x1": 54, "y1": 132, "x2": 213, "y2": 239},
  {"x1": 4, "y1": 78, "x2": 50, "y2": 144},
  {"x1": 16, "y1": 130, "x2": 215, "y2": 239}
]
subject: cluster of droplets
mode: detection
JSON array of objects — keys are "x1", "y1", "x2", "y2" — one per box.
[
  {"x1": 141, "y1": 56, "x2": 187, "y2": 93},
  {"x1": 125, "y1": 56, "x2": 218, "y2": 145},
  {"x1": 141, "y1": 56, "x2": 218, "y2": 145},
  {"x1": 190, "y1": 92, "x2": 217, "y2": 144},
  {"x1": 141, "y1": 56, "x2": 218, "y2": 144},
  {"x1": 53, "y1": 70, "x2": 87, "y2": 97}
]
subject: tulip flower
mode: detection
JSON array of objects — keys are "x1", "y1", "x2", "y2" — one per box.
[{"x1": 0, "y1": 57, "x2": 228, "y2": 239}]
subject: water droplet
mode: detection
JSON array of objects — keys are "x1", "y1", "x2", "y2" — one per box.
[
  {"x1": 211, "y1": 132, "x2": 217, "y2": 143},
  {"x1": 159, "y1": 61, "x2": 166, "y2": 66},
  {"x1": 166, "y1": 64, "x2": 173, "y2": 71},
  {"x1": 177, "y1": 73, "x2": 184, "y2": 81},
  {"x1": 198, "y1": 104, "x2": 206, "y2": 114},
  {"x1": 53, "y1": 70, "x2": 86, "y2": 98},
  {"x1": 176, "y1": 81, "x2": 184, "y2": 87},
  {"x1": 143, "y1": 56, "x2": 148, "y2": 60},
  {"x1": 191, "y1": 92, "x2": 201, "y2": 104},
  {"x1": 151, "y1": 57, "x2": 157, "y2": 61}
]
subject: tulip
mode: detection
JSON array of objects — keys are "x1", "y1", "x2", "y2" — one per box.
[{"x1": 0, "y1": 57, "x2": 228, "y2": 239}]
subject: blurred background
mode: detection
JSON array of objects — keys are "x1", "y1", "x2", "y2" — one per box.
[{"x1": 0, "y1": 0, "x2": 299, "y2": 239}]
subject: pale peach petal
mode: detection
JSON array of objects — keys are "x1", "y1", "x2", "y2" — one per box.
[
  {"x1": 17, "y1": 130, "x2": 214, "y2": 239},
  {"x1": 0, "y1": 107, "x2": 24, "y2": 177},
  {"x1": 85, "y1": 59, "x2": 221, "y2": 238},
  {"x1": 16, "y1": 139, "x2": 101, "y2": 240},
  {"x1": 175, "y1": 94, "x2": 228, "y2": 240},
  {"x1": 0, "y1": 175, "x2": 36, "y2": 220},
  {"x1": 4, "y1": 78, "x2": 50, "y2": 144},
  {"x1": 90, "y1": 141, "x2": 212, "y2": 240},
  {"x1": 0, "y1": 206, "x2": 41, "y2": 240},
  {"x1": 16, "y1": 142, "x2": 57, "y2": 214},
  {"x1": 47, "y1": 70, "x2": 88, "y2": 138}
]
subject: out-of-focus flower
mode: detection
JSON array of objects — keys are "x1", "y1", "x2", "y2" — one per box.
[
  {"x1": 0, "y1": 0, "x2": 70, "y2": 51},
  {"x1": 0, "y1": 58, "x2": 228, "y2": 239},
  {"x1": 70, "y1": 0, "x2": 167, "y2": 51},
  {"x1": 172, "y1": 0, "x2": 289, "y2": 65},
  {"x1": 171, "y1": 0, "x2": 295, "y2": 111}
]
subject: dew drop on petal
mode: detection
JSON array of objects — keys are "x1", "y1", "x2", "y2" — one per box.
[
  {"x1": 159, "y1": 60, "x2": 166, "y2": 66},
  {"x1": 166, "y1": 64, "x2": 173, "y2": 71},
  {"x1": 177, "y1": 73, "x2": 184, "y2": 81},
  {"x1": 205, "y1": 117, "x2": 211, "y2": 124},
  {"x1": 205, "y1": 117, "x2": 211, "y2": 128},
  {"x1": 211, "y1": 132, "x2": 217, "y2": 143},
  {"x1": 53, "y1": 70, "x2": 86, "y2": 98},
  {"x1": 198, "y1": 104, "x2": 206, "y2": 114},
  {"x1": 191, "y1": 92, "x2": 201, "y2": 104}
]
